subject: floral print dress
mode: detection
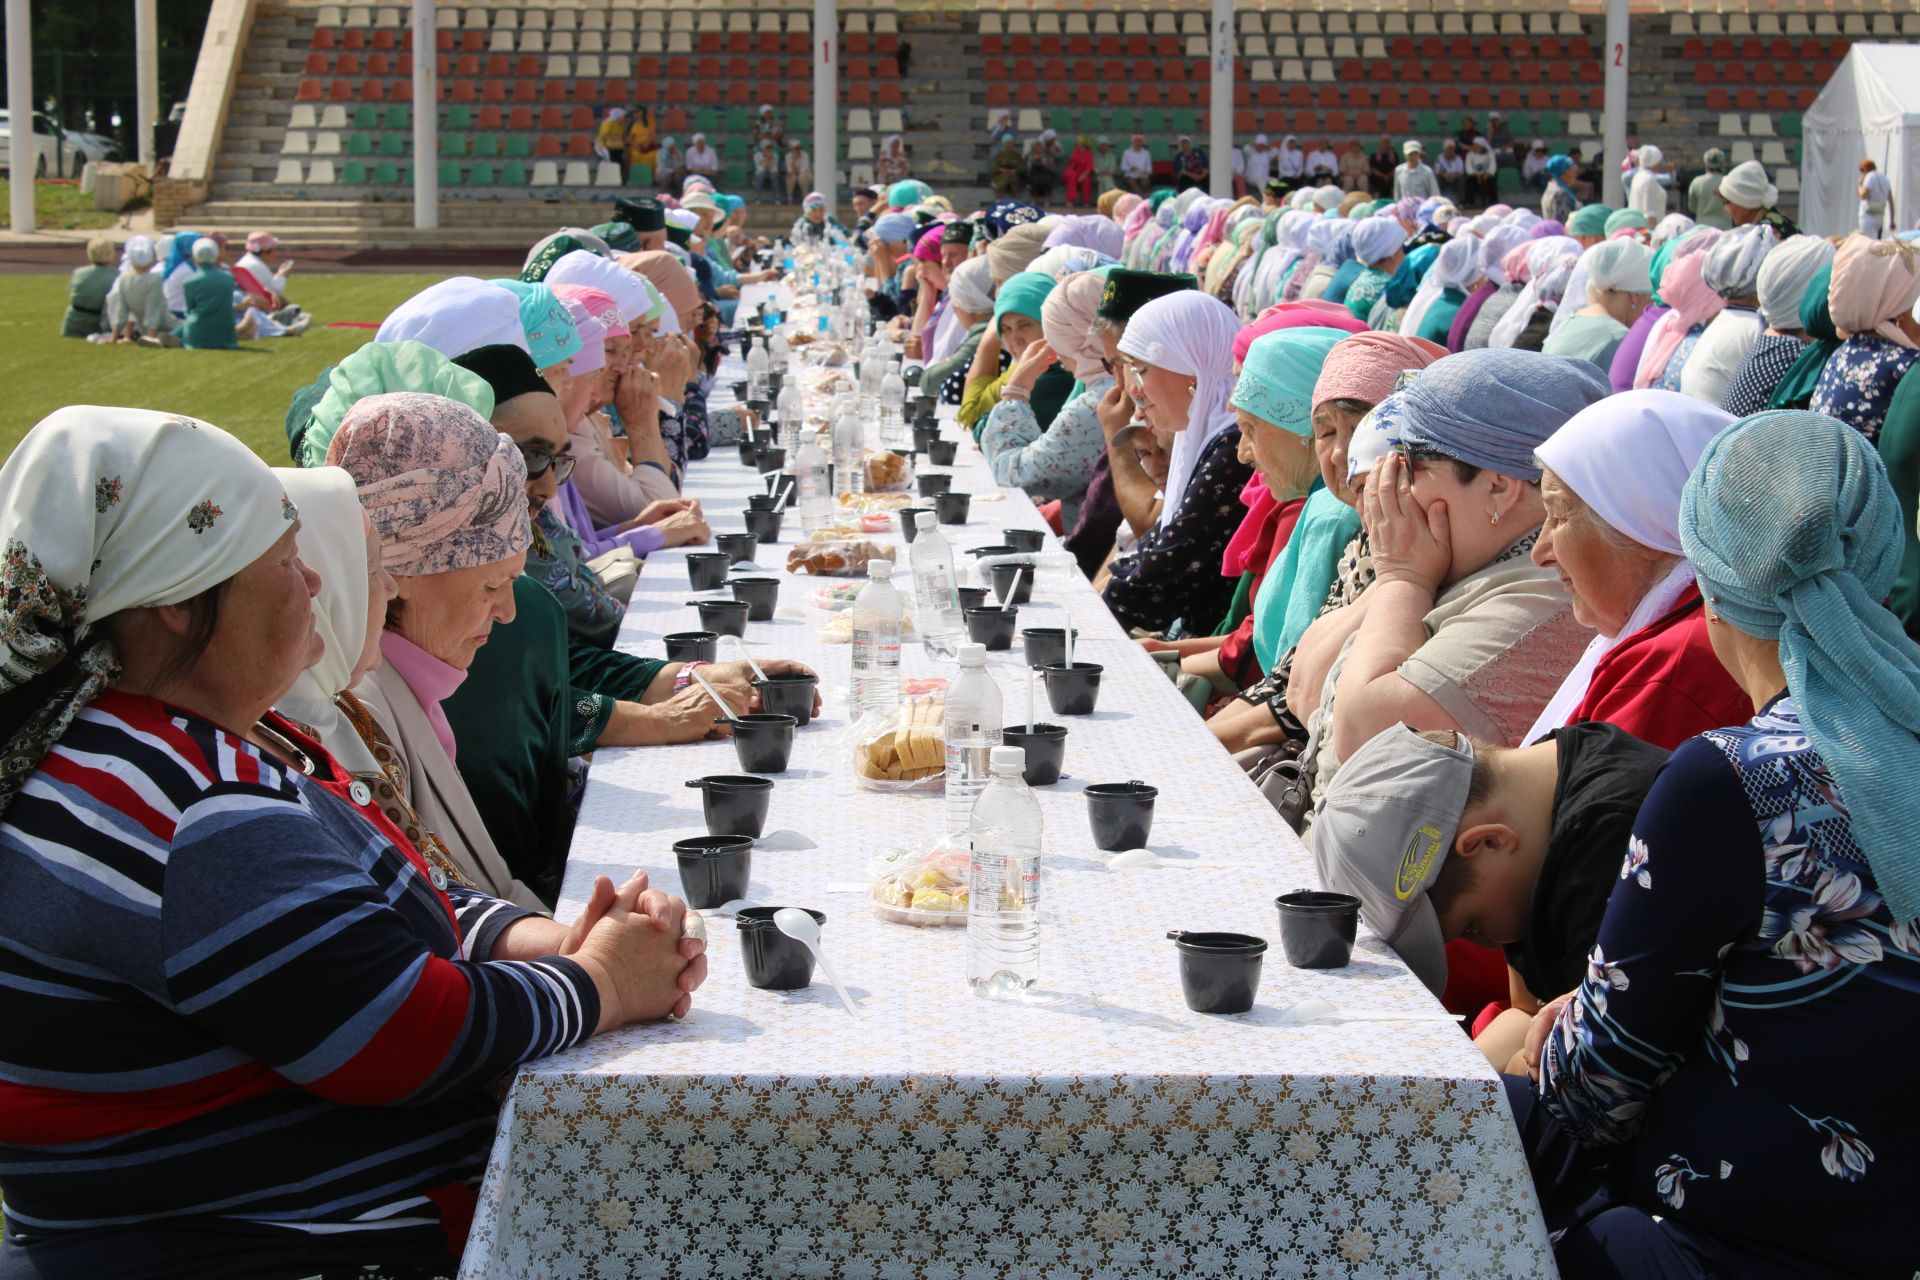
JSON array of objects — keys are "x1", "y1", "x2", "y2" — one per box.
[
  {"x1": 1531, "y1": 695, "x2": 1917, "y2": 1277},
  {"x1": 1809, "y1": 332, "x2": 1920, "y2": 445},
  {"x1": 1101, "y1": 428, "x2": 1252, "y2": 635},
  {"x1": 979, "y1": 374, "x2": 1115, "y2": 520}
]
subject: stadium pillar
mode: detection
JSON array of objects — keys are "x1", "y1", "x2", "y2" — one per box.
[
  {"x1": 5, "y1": 0, "x2": 31, "y2": 232},
  {"x1": 1209, "y1": 0, "x2": 1232, "y2": 199},
  {"x1": 813, "y1": 0, "x2": 836, "y2": 213},
  {"x1": 134, "y1": 0, "x2": 159, "y2": 170},
  {"x1": 413, "y1": 0, "x2": 438, "y2": 230},
  {"x1": 1602, "y1": 0, "x2": 1628, "y2": 207}
]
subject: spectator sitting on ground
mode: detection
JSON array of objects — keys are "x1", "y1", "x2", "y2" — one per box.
[
  {"x1": 234, "y1": 231, "x2": 301, "y2": 324},
  {"x1": 62, "y1": 234, "x2": 116, "y2": 339},
  {"x1": 784, "y1": 137, "x2": 812, "y2": 202},
  {"x1": 180, "y1": 237, "x2": 245, "y2": 350},
  {"x1": 682, "y1": 133, "x2": 720, "y2": 182},
  {"x1": 96, "y1": 234, "x2": 172, "y2": 346}
]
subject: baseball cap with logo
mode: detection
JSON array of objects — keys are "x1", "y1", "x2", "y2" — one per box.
[{"x1": 1306, "y1": 723, "x2": 1475, "y2": 996}]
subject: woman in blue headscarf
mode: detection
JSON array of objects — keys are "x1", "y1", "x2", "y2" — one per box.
[
  {"x1": 1510, "y1": 409, "x2": 1920, "y2": 1280},
  {"x1": 1542, "y1": 154, "x2": 1581, "y2": 224},
  {"x1": 160, "y1": 228, "x2": 205, "y2": 317}
]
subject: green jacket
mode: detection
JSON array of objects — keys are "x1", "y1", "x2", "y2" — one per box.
[{"x1": 181, "y1": 265, "x2": 239, "y2": 349}]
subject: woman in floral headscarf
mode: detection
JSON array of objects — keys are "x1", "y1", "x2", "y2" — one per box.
[{"x1": 1808, "y1": 233, "x2": 1920, "y2": 444}]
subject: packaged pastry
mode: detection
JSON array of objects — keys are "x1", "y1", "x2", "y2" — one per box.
[
  {"x1": 870, "y1": 842, "x2": 971, "y2": 927},
  {"x1": 863, "y1": 449, "x2": 913, "y2": 493},
  {"x1": 786, "y1": 540, "x2": 896, "y2": 576},
  {"x1": 852, "y1": 694, "x2": 946, "y2": 788},
  {"x1": 835, "y1": 491, "x2": 915, "y2": 513},
  {"x1": 810, "y1": 583, "x2": 863, "y2": 611}
]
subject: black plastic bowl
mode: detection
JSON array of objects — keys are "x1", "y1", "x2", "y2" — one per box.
[
  {"x1": 1001, "y1": 528, "x2": 1046, "y2": 554},
  {"x1": 715, "y1": 532, "x2": 759, "y2": 564},
  {"x1": 1275, "y1": 890, "x2": 1361, "y2": 970},
  {"x1": 673, "y1": 834, "x2": 754, "y2": 909},
  {"x1": 687, "y1": 552, "x2": 732, "y2": 590},
  {"x1": 916, "y1": 473, "x2": 953, "y2": 498},
  {"x1": 728, "y1": 575, "x2": 781, "y2": 621},
  {"x1": 963, "y1": 605, "x2": 1018, "y2": 651},
  {"x1": 1021, "y1": 627, "x2": 1080, "y2": 669},
  {"x1": 1085, "y1": 780, "x2": 1157, "y2": 850},
  {"x1": 736, "y1": 906, "x2": 825, "y2": 989},
  {"x1": 988, "y1": 559, "x2": 1039, "y2": 606},
  {"x1": 694, "y1": 598, "x2": 751, "y2": 637},
  {"x1": 729, "y1": 712, "x2": 797, "y2": 773},
  {"x1": 932, "y1": 491, "x2": 972, "y2": 524},
  {"x1": 684, "y1": 774, "x2": 774, "y2": 839},
  {"x1": 742, "y1": 508, "x2": 784, "y2": 545},
  {"x1": 753, "y1": 673, "x2": 818, "y2": 726},
  {"x1": 664, "y1": 630, "x2": 719, "y2": 663},
  {"x1": 899, "y1": 506, "x2": 935, "y2": 543},
  {"x1": 956, "y1": 585, "x2": 991, "y2": 611},
  {"x1": 1002, "y1": 722, "x2": 1067, "y2": 785},
  {"x1": 1168, "y1": 931, "x2": 1267, "y2": 1014},
  {"x1": 927, "y1": 438, "x2": 958, "y2": 466}
]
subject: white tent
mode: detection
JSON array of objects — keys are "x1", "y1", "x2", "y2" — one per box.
[{"x1": 1800, "y1": 43, "x2": 1920, "y2": 236}]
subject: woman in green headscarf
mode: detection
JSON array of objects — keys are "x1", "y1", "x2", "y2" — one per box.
[
  {"x1": 960, "y1": 270, "x2": 1074, "y2": 435},
  {"x1": 1767, "y1": 261, "x2": 1841, "y2": 410},
  {"x1": 289, "y1": 339, "x2": 496, "y2": 466}
]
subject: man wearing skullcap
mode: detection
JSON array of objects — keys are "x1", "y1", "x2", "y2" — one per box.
[{"x1": 614, "y1": 196, "x2": 667, "y2": 248}]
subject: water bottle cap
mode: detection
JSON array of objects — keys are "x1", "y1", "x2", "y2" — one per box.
[
  {"x1": 956, "y1": 642, "x2": 987, "y2": 667},
  {"x1": 990, "y1": 745, "x2": 1026, "y2": 773},
  {"x1": 867, "y1": 559, "x2": 893, "y2": 579},
  {"x1": 915, "y1": 510, "x2": 936, "y2": 529}
]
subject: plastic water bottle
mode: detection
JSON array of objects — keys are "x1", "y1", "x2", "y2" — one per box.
[
  {"x1": 795, "y1": 432, "x2": 832, "y2": 535},
  {"x1": 777, "y1": 379, "x2": 803, "y2": 458},
  {"x1": 879, "y1": 356, "x2": 908, "y2": 449},
  {"x1": 769, "y1": 330, "x2": 790, "y2": 365},
  {"x1": 857, "y1": 350, "x2": 885, "y2": 421},
  {"x1": 910, "y1": 512, "x2": 965, "y2": 660},
  {"x1": 944, "y1": 644, "x2": 1003, "y2": 835},
  {"x1": 968, "y1": 746, "x2": 1043, "y2": 995},
  {"x1": 745, "y1": 334, "x2": 770, "y2": 403},
  {"x1": 850, "y1": 559, "x2": 903, "y2": 718},
  {"x1": 832, "y1": 406, "x2": 865, "y2": 500}
]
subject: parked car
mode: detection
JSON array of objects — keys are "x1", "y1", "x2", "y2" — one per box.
[
  {"x1": 64, "y1": 129, "x2": 122, "y2": 165},
  {"x1": 0, "y1": 110, "x2": 85, "y2": 177}
]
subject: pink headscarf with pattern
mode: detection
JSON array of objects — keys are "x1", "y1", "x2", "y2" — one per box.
[
  {"x1": 1828, "y1": 233, "x2": 1920, "y2": 350},
  {"x1": 327, "y1": 391, "x2": 532, "y2": 578},
  {"x1": 1233, "y1": 300, "x2": 1368, "y2": 364},
  {"x1": 1039, "y1": 271, "x2": 1110, "y2": 381},
  {"x1": 1312, "y1": 331, "x2": 1448, "y2": 408},
  {"x1": 551, "y1": 283, "x2": 629, "y2": 339}
]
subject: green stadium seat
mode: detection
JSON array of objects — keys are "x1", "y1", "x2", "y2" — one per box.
[
  {"x1": 1050, "y1": 109, "x2": 1076, "y2": 133},
  {"x1": 1414, "y1": 109, "x2": 1443, "y2": 134},
  {"x1": 373, "y1": 161, "x2": 401, "y2": 184},
  {"x1": 1079, "y1": 109, "x2": 1104, "y2": 134},
  {"x1": 1140, "y1": 109, "x2": 1165, "y2": 133},
  {"x1": 1779, "y1": 114, "x2": 1801, "y2": 138},
  {"x1": 500, "y1": 160, "x2": 529, "y2": 185},
  {"x1": 1168, "y1": 109, "x2": 1197, "y2": 134},
  {"x1": 722, "y1": 135, "x2": 749, "y2": 159},
  {"x1": 628, "y1": 162, "x2": 654, "y2": 186},
  {"x1": 340, "y1": 160, "x2": 368, "y2": 184},
  {"x1": 1535, "y1": 112, "x2": 1563, "y2": 136},
  {"x1": 443, "y1": 105, "x2": 473, "y2": 130},
  {"x1": 1496, "y1": 164, "x2": 1521, "y2": 189},
  {"x1": 468, "y1": 160, "x2": 496, "y2": 185},
  {"x1": 693, "y1": 106, "x2": 720, "y2": 133},
  {"x1": 504, "y1": 134, "x2": 533, "y2": 158},
  {"x1": 347, "y1": 132, "x2": 374, "y2": 156},
  {"x1": 724, "y1": 107, "x2": 751, "y2": 132},
  {"x1": 1149, "y1": 139, "x2": 1170, "y2": 161},
  {"x1": 438, "y1": 160, "x2": 463, "y2": 185},
  {"x1": 382, "y1": 104, "x2": 411, "y2": 130},
  {"x1": 470, "y1": 134, "x2": 501, "y2": 157},
  {"x1": 1505, "y1": 112, "x2": 1533, "y2": 136},
  {"x1": 785, "y1": 108, "x2": 810, "y2": 132},
  {"x1": 352, "y1": 104, "x2": 379, "y2": 129},
  {"x1": 722, "y1": 160, "x2": 750, "y2": 187},
  {"x1": 379, "y1": 132, "x2": 406, "y2": 156},
  {"x1": 440, "y1": 132, "x2": 466, "y2": 156},
  {"x1": 1109, "y1": 108, "x2": 1135, "y2": 132}
]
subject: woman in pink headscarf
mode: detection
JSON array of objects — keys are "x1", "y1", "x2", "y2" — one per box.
[
  {"x1": 1233, "y1": 300, "x2": 1369, "y2": 362},
  {"x1": 900, "y1": 223, "x2": 952, "y2": 359},
  {"x1": 1634, "y1": 232, "x2": 1728, "y2": 389}
]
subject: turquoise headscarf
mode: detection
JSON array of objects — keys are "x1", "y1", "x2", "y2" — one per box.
[
  {"x1": 296, "y1": 340, "x2": 497, "y2": 468},
  {"x1": 1566, "y1": 204, "x2": 1614, "y2": 238},
  {"x1": 1604, "y1": 208, "x2": 1649, "y2": 236},
  {"x1": 993, "y1": 270, "x2": 1056, "y2": 328},
  {"x1": 1228, "y1": 327, "x2": 1359, "y2": 671},
  {"x1": 487, "y1": 279, "x2": 583, "y2": 369},
  {"x1": 887, "y1": 180, "x2": 920, "y2": 209},
  {"x1": 1384, "y1": 242, "x2": 1438, "y2": 308},
  {"x1": 1680, "y1": 410, "x2": 1920, "y2": 924}
]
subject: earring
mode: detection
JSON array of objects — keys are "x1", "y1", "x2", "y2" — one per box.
[
  {"x1": 1189, "y1": 381, "x2": 1197, "y2": 394},
  {"x1": 1489, "y1": 511, "x2": 1501, "y2": 526}
]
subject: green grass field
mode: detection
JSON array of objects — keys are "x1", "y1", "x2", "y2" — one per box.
[{"x1": 1, "y1": 273, "x2": 453, "y2": 464}]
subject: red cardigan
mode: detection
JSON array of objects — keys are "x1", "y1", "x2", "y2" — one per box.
[{"x1": 1565, "y1": 586, "x2": 1752, "y2": 750}]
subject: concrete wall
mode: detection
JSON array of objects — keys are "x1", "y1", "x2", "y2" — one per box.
[{"x1": 156, "y1": 0, "x2": 259, "y2": 225}]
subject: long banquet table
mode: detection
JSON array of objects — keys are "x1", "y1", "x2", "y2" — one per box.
[{"x1": 459, "y1": 364, "x2": 1556, "y2": 1279}]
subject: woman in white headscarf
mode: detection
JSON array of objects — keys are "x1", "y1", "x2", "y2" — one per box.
[
  {"x1": 1400, "y1": 234, "x2": 1480, "y2": 343},
  {"x1": 1489, "y1": 236, "x2": 1582, "y2": 348},
  {"x1": 1524, "y1": 389, "x2": 1753, "y2": 747},
  {"x1": 375, "y1": 277, "x2": 530, "y2": 357},
  {"x1": 1627, "y1": 143, "x2": 1668, "y2": 221},
  {"x1": 1102, "y1": 291, "x2": 1254, "y2": 633},
  {"x1": 1542, "y1": 238, "x2": 1653, "y2": 370},
  {"x1": 1721, "y1": 234, "x2": 1836, "y2": 415},
  {"x1": 1679, "y1": 222, "x2": 1779, "y2": 406},
  {"x1": 1277, "y1": 134, "x2": 1305, "y2": 181}
]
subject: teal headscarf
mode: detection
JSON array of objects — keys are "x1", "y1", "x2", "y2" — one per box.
[
  {"x1": 715, "y1": 193, "x2": 745, "y2": 219},
  {"x1": 1384, "y1": 242, "x2": 1438, "y2": 308},
  {"x1": 1230, "y1": 327, "x2": 1345, "y2": 434},
  {"x1": 993, "y1": 270, "x2": 1056, "y2": 328},
  {"x1": 1768, "y1": 262, "x2": 1841, "y2": 410},
  {"x1": 296, "y1": 340, "x2": 497, "y2": 468},
  {"x1": 1604, "y1": 208, "x2": 1649, "y2": 236},
  {"x1": 1680, "y1": 409, "x2": 1920, "y2": 923},
  {"x1": 887, "y1": 180, "x2": 920, "y2": 209},
  {"x1": 1566, "y1": 204, "x2": 1614, "y2": 238},
  {"x1": 487, "y1": 279, "x2": 584, "y2": 369}
]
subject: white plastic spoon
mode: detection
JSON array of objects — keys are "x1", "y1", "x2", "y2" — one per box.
[
  {"x1": 773, "y1": 907, "x2": 859, "y2": 1016},
  {"x1": 725, "y1": 634, "x2": 769, "y2": 683},
  {"x1": 689, "y1": 668, "x2": 745, "y2": 727}
]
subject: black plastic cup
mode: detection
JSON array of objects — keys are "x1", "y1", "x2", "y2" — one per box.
[
  {"x1": 912, "y1": 424, "x2": 939, "y2": 454},
  {"x1": 728, "y1": 575, "x2": 781, "y2": 621},
  {"x1": 736, "y1": 436, "x2": 759, "y2": 466},
  {"x1": 753, "y1": 673, "x2": 818, "y2": 726},
  {"x1": 664, "y1": 630, "x2": 720, "y2": 662},
  {"x1": 684, "y1": 774, "x2": 774, "y2": 839},
  {"x1": 736, "y1": 906, "x2": 824, "y2": 989},
  {"x1": 746, "y1": 493, "x2": 779, "y2": 512},
  {"x1": 742, "y1": 508, "x2": 784, "y2": 545},
  {"x1": 1275, "y1": 890, "x2": 1361, "y2": 969},
  {"x1": 899, "y1": 507, "x2": 934, "y2": 542},
  {"x1": 1168, "y1": 931, "x2": 1267, "y2": 1014},
  {"x1": 963, "y1": 605, "x2": 1017, "y2": 650},
  {"x1": 748, "y1": 411, "x2": 772, "y2": 437},
  {"x1": 956, "y1": 585, "x2": 991, "y2": 611},
  {"x1": 933, "y1": 491, "x2": 972, "y2": 524},
  {"x1": 927, "y1": 438, "x2": 958, "y2": 466},
  {"x1": 728, "y1": 712, "x2": 797, "y2": 773},
  {"x1": 1003, "y1": 722, "x2": 1067, "y2": 785},
  {"x1": 1085, "y1": 780, "x2": 1156, "y2": 849},
  {"x1": 915, "y1": 394, "x2": 939, "y2": 422},
  {"x1": 916, "y1": 473, "x2": 953, "y2": 498},
  {"x1": 731, "y1": 379, "x2": 750, "y2": 400},
  {"x1": 1021, "y1": 627, "x2": 1080, "y2": 669},
  {"x1": 687, "y1": 552, "x2": 733, "y2": 590},
  {"x1": 989, "y1": 559, "x2": 1038, "y2": 606},
  {"x1": 754, "y1": 446, "x2": 788, "y2": 473},
  {"x1": 693, "y1": 598, "x2": 750, "y2": 637},
  {"x1": 715, "y1": 532, "x2": 759, "y2": 564},
  {"x1": 674, "y1": 834, "x2": 754, "y2": 909},
  {"x1": 1001, "y1": 528, "x2": 1046, "y2": 554}
]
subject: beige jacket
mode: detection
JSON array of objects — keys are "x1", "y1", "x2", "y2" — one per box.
[
  {"x1": 352, "y1": 663, "x2": 546, "y2": 911},
  {"x1": 570, "y1": 414, "x2": 678, "y2": 528}
]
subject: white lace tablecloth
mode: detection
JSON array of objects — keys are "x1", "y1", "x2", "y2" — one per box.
[{"x1": 460, "y1": 367, "x2": 1555, "y2": 1279}]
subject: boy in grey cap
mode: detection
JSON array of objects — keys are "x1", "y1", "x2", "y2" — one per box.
[{"x1": 1307, "y1": 720, "x2": 1668, "y2": 1071}]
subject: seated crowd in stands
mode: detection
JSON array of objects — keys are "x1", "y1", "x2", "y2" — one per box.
[{"x1": 8, "y1": 139, "x2": 1920, "y2": 1280}]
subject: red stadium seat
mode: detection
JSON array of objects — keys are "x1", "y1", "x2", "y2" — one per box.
[
  {"x1": 516, "y1": 55, "x2": 540, "y2": 77},
  {"x1": 981, "y1": 34, "x2": 1003, "y2": 56},
  {"x1": 1037, "y1": 33, "x2": 1062, "y2": 55},
  {"x1": 305, "y1": 51, "x2": 331, "y2": 74},
  {"x1": 1153, "y1": 36, "x2": 1179, "y2": 58},
  {"x1": 698, "y1": 32, "x2": 720, "y2": 52},
  {"x1": 1323, "y1": 110, "x2": 1347, "y2": 133},
  {"x1": 728, "y1": 32, "x2": 750, "y2": 54},
  {"x1": 512, "y1": 80, "x2": 537, "y2": 103},
  {"x1": 1385, "y1": 110, "x2": 1411, "y2": 133},
  {"x1": 539, "y1": 105, "x2": 565, "y2": 129},
  {"x1": 696, "y1": 81, "x2": 720, "y2": 102},
  {"x1": 1257, "y1": 85, "x2": 1282, "y2": 109},
  {"x1": 1044, "y1": 83, "x2": 1068, "y2": 106},
  {"x1": 567, "y1": 135, "x2": 591, "y2": 156},
  {"x1": 536, "y1": 135, "x2": 561, "y2": 156},
  {"x1": 459, "y1": 30, "x2": 483, "y2": 52},
  {"x1": 1076, "y1": 83, "x2": 1100, "y2": 107},
  {"x1": 1408, "y1": 87, "x2": 1433, "y2": 108},
  {"x1": 845, "y1": 82, "x2": 872, "y2": 104},
  {"x1": 1467, "y1": 87, "x2": 1491, "y2": 110},
  {"x1": 335, "y1": 52, "x2": 361, "y2": 74},
  {"x1": 1234, "y1": 83, "x2": 1251, "y2": 107},
  {"x1": 372, "y1": 29, "x2": 395, "y2": 52},
  {"x1": 1233, "y1": 109, "x2": 1255, "y2": 133},
  {"x1": 311, "y1": 28, "x2": 335, "y2": 50},
  {"x1": 570, "y1": 105, "x2": 594, "y2": 128},
  {"x1": 1135, "y1": 83, "x2": 1161, "y2": 106},
  {"x1": 1042, "y1": 57, "x2": 1068, "y2": 80},
  {"x1": 448, "y1": 78, "x2": 475, "y2": 103},
  {"x1": 1316, "y1": 85, "x2": 1340, "y2": 107},
  {"x1": 844, "y1": 32, "x2": 869, "y2": 54},
  {"x1": 328, "y1": 78, "x2": 354, "y2": 101},
  {"x1": 297, "y1": 77, "x2": 323, "y2": 100},
  {"x1": 1355, "y1": 109, "x2": 1379, "y2": 133},
  {"x1": 1376, "y1": 86, "x2": 1402, "y2": 108},
  {"x1": 1166, "y1": 83, "x2": 1193, "y2": 106},
  {"x1": 662, "y1": 107, "x2": 689, "y2": 130},
  {"x1": 342, "y1": 29, "x2": 365, "y2": 50},
  {"x1": 785, "y1": 33, "x2": 806, "y2": 54},
  {"x1": 1287, "y1": 85, "x2": 1310, "y2": 107},
  {"x1": 725, "y1": 83, "x2": 750, "y2": 104},
  {"x1": 986, "y1": 83, "x2": 1010, "y2": 106}
]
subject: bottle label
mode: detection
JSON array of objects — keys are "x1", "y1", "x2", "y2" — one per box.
[
  {"x1": 851, "y1": 627, "x2": 901, "y2": 670},
  {"x1": 917, "y1": 563, "x2": 957, "y2": 612}
]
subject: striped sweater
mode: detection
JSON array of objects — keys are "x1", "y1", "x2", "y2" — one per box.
[{"x1": 0, "y1": 691, "x2": 599, "y2": 1268}]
